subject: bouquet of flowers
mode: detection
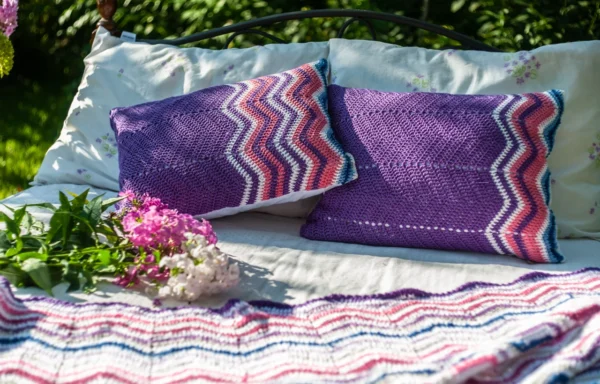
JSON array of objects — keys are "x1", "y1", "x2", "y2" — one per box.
[
  {"x1": 115, "y1": 192, "x2": 239, "y2": 301},
  {"x1": 0, "y1": 189, "x2": 240, "y2": 303},
  {"x1": 0, "y1": 0, "x2": 17, "y2": 78}
]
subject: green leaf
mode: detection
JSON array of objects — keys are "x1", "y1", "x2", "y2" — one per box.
[
  {"x1": 1, "y1": 204, "x2": 14, "y2": 213},
  {"x1": 82, "y1": 270, "x2": 96, "y2": 293},
  {"x1": 22, "y1": 236, "x2": 43, "y2": 250},
  {"x1": 96, "y1": 265, "x2": 117, "y2": 274},
  {"x1": 71, "y1": 212, "x2": 96, "y2": 233},
  {"x1": 21, "y1": 259, "x2": 54, "y2": 295},
  {"x1": 0, "y1": 264, "x2": 27, "y2": 286},
  {"x1": 451, "y1": 0, "x2": 466, "y2": 12},
  {"x1": 0, "y1": 231, "x2": 10, "y2": 255},
  {"x1": 63, "y1": 262, "x2": 81, "y2": 292},
  {"x1": 95, "y1": 224, "x2": 119, "y2": 241},
  {"x1": 27, "y1": 202, "x2": 57, "y2": 212},
  {"x1": 5, "y1": 238, "x2": 23, "y2": 257},
  {"x1": 17, "y1": 251, "x2": 48, "y2": 262},
  {"x1": 0, "y1": 212, "x2": 19, "y2": 237},
  {"x1": 84, "y1": 196, "x2": 103, "y2": 228},
  {"x1": 97, "y1": 250, "x2": 111, "y2": 266},
  {"x1": 101, "y1": 196, "x2": 125, "y2": 212},
  {"x1": 118, "y1": 249, "x2": 127, "y2": 263},
  {"x1": 152, "y1": 249, "x2": 161, "y2": 264},
  {"x1": 46, "y1": 210, "x2": 71, "y2": 246},
  {"x1": 48, "y1": 266, "x2": 64, "y2": 288},
  {"x1": 58, "y1": 191, "x2": 71, "y2": 211},
  {"x1": 12, "y1": 206, "x2": 27, "y2": 228},
  {"x1": 69, "y1": 189, "x2": 89, "y2": 215},
  {"x1": 21, "y1": 211, "x2": 34, "y2": 234}
]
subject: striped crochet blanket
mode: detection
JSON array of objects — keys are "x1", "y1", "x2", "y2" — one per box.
[{"x1": 1, "y1": 269, "x2": 600, "y2": 383}]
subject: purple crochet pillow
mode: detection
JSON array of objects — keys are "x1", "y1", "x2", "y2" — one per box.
[
  {"x1": 301, "y1": 85, "x2": 565, "y2": 263},
  {"x1": 110, "y1": 60, "x2": 356, "y2": 219}
]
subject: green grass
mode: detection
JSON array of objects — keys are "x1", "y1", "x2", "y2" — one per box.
[{"x1": 0, "y1": 78, "x2": 72, "y2": 199}]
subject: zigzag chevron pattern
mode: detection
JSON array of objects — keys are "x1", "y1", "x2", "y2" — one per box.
[
  {"x1": 221, "y1": 59, "x2": 355, "y2": 206},
  {"x1": 485, "y1": 91, "x2": 563, "y2": 263},
  {"x1": 111, "y1": 59, "x2": 356, "y2": 218},
  {"x1": 1, "y1": 269, "x2": 600, "y2": 383},
  {"x1": 302, "y1": 87, "x2": 564, "y2": 263}
]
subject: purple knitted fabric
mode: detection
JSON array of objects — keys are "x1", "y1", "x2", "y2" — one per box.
[
  {"x1": 110, "y1": 60, "x2": 356, "y2": 219},
  {"x1": 301, "y1": 85, "x2": 564, "y2": 263}
]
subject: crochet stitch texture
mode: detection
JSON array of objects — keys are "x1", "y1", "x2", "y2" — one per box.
[
  {"x1": 110, "y1": 60, "x2": 356, "y2": 218},
  {"x1": 1, "y1": 269, "x2": 599, "y2": 382},
  {"x1": 302, "y1": 85, "x2": 564, "y2": 263}
]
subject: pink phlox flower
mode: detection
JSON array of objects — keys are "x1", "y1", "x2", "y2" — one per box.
[
  {"x1": 0, "y1": 0, "x2": 18, "y2": 37},
  {"x1": 126, "y1": 254, "x2": 170, "y2": 283},
  {"x1": 114, "y1": 265, "x2": 141, "y2": 287},
  {"x1": 139, "y1": 194, "x2": 168, "y2": 211},
  {"x1": 125, "y1": 206, "x2": 169, "y2": 248},
  {"x1": 145, "y1": 265, "x2": 170, "y2": 280},
  {"x1": 120, "y1": 193, "x2": 218, "y2": 250},
  {"x1": 192, "y1": 218, "x2": 218, "y2": 244},
  {"x1": 119, "y1": 190, "x2": 136, "y2": 201}
]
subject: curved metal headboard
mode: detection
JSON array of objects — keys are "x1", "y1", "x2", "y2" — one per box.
[{"x1": 94, "y1": 1, "x2": 500, "y2": 52}]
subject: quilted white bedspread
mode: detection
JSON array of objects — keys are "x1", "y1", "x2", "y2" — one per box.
[{"x1": 2, "y1": 184, "x2": 599, "y2": 308}]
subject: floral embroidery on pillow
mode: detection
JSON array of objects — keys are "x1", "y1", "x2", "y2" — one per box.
[
  {"x1": 503, "y1": 52, "x2": 542, "y2": 85},
  {"x1": 587, "y1": 133, "x2": 600, "y2": 167},
  {"x1": 76, "y1": 168, "x2": 92, "y2": 181},
  {"x1": 160, "y1": 53, "x2": 187, "y2": 77},
  {"x1": 223, "y1": 64, "x2": 234, "y2": 75},
  {"x1": 95, "y1": 135, "x2": 117, "y2": 159},
  {"x1": 405, "y1": 74, "x2": 436, "y2": 92}
]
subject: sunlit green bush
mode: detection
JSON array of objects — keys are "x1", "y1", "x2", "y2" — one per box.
[{"x1": 14, "y1": 0, "x2": 599, "y2": 80}]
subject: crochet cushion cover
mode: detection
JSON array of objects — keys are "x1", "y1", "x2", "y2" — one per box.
[
  {"x1": 328, "y1": 39, "x2": 600, "y2": 239},
  {"x1": 301, "y1": 85, "x2": 565, "y2": 263},
  {"x1": 110, "y1": 60, "x2": 356, "y2": 219}
]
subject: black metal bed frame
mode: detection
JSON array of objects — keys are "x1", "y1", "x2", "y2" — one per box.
[{"x1": 94, "y1": 2, "x2": 500, "y2": 52}]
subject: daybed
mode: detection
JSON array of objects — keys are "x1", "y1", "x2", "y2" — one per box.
[{"x1": 1, "y1": 1, "x2": 599, "y2": 382}]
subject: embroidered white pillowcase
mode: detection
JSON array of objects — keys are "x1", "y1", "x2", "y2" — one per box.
[{"x1": 33, "y1": 28, "x2": 329, "y2": 193}]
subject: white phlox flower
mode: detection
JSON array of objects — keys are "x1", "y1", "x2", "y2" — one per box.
[{"x1": 154, "y1": 234, "x2": 240, "y2": 302}]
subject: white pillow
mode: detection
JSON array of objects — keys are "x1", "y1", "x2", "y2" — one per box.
[
  {"x1": 329, "y1": 38, "x2": 600, "y2": 239},
  {"x1": 33, "y1": 28, "x2": 329, "y2": 197}
]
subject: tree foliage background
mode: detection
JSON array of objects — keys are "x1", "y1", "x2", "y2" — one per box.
[{"x1": 0, "y1": 0, "x2": 599, "y2": 198}]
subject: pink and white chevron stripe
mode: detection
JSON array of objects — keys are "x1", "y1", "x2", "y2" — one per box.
[
  {"x1": 485, "y1": 91, "x2": 564, "y2": 262},
  {"x1": 221, "y1": 60, "x2": 352, "y2": 206},
  {"x1": 1, "y1": 269, "x2": 600, "y2": 383}
]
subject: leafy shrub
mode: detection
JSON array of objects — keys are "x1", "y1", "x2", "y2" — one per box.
[{"x1": 12, "y1": 0, "x2": 598, "y2": 81}]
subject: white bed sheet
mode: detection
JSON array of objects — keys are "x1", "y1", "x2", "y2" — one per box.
[{"x1": 3, "y1": 184, "x2": 600, "y2": 308}]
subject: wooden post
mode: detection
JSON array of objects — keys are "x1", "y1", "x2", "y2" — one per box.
[{"x1": 91, "y1": 0, "x2": 120, "y2": 42}]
